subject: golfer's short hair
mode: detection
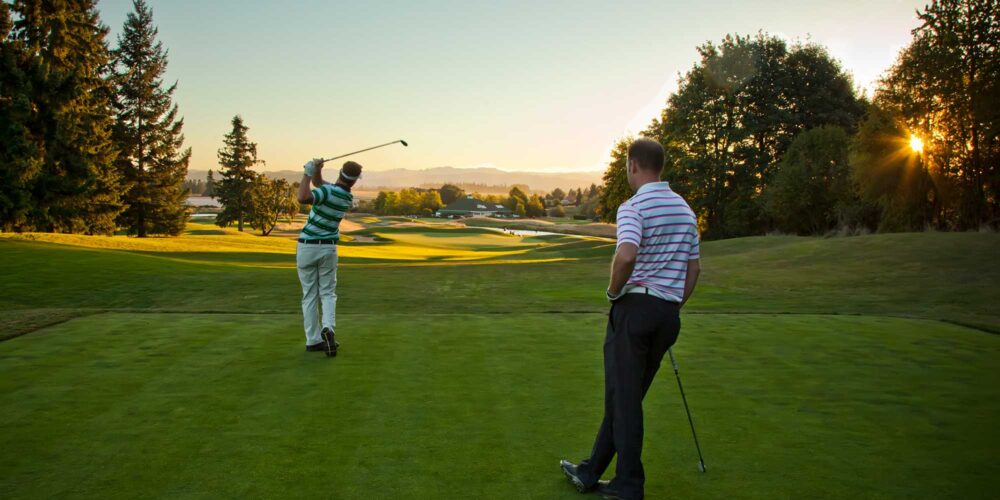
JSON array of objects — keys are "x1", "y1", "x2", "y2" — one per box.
[
  {"x1": 340, "y1": 161, "x2": 363, "y2": 185},
  {"x1": 628, "y1": 137, "x2": 664, "y2": 174}
]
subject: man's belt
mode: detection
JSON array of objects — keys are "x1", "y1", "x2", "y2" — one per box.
[
  {"x1": 298, "y1": 239, "x2": 336, "y2": 245},
  {"x1": 625, "y1": 286, "x2": 679, "y2": 304}
]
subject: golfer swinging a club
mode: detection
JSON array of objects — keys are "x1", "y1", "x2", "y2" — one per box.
[
  {"x1": 295, "y1": 158, "x2": 362, "y2": 357},
  {"x1": 561, "y1": 138, "x2": 701, "y2": 500}
]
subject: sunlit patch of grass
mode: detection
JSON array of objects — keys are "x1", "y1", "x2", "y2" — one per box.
[
  {"x1": 0, "y1": 220, "x2": 610, "y2": 266},
  {"x1": 0, "y1": 226, "x2": 296, "y2": 255},
  {"x1": 339, "y1": 241, "x2": 530, "y2": 262}
]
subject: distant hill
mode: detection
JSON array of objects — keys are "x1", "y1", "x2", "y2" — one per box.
[{"x1": 187, "y1": 167, "x2": 604, "y2": 193}]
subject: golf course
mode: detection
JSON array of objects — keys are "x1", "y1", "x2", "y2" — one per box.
[{"x1": 1, "y1": 217, "x2": 997, "y2": 499}]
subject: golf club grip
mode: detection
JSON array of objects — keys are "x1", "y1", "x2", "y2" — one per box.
[{"x1": 669, "y1": 348, "x2": 679, "y2": 372}]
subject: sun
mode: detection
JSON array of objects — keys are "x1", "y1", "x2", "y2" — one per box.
[{"x1": 909, "y1": 134, "x2": 924, "y2": 153}]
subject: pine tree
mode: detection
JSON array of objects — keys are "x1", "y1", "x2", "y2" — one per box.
[
  {"x1": 111, "y1": 0, "x2": 191, "y2": 237},
  {"x1": 204, "y1": 170, "x2": 215, "y2": 197},
  {"x1": 0, "y1": 2, "x2": 39, "y2": 231},
  {"x1": 8, "y1": 0, "x2": 124, "y2": 234},
  {"x1": 215, "y1": 115, "x2": 261, "y2": 232}
]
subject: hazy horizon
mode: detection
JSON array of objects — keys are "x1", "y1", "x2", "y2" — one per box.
[{"x1": 96, "y1": 0, "x2": 928, "y2": 174}]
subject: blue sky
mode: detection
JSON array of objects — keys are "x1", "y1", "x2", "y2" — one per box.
[{"x1": 97, "y1": 0, "x2": 927, "y2": 173}]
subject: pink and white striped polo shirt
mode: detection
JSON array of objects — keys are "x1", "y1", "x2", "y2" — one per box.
[{"x1": 616, "y1": 181, "x2": 701, "y2": 303}]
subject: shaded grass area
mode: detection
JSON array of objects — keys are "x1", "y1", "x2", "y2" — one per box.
[
  {"x1": 693, "y1": 232, "x2": 1000, "y2": 332},
  {"x1": 0, "y1": 313, "x2": 996, "y2": 498}
]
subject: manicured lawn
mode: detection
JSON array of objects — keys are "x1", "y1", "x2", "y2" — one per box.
[
  {"x1": 1, "y1": 313, "x2": 996, "y2": 498},
  {"x1": 1, "y1": 217, "x2": 997, "y2": 498}
]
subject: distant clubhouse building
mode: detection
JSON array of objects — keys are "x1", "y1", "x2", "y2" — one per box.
[{"x1": 436, "y1": 196, "x2": 514, "y2": 218}]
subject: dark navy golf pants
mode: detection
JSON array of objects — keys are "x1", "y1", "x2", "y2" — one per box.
[{"x1": 576, "y1": 293, "x2": 680, "y2": 500}]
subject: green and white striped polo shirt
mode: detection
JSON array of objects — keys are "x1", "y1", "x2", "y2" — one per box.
[{"x1": 299, "y1": 184, "x2": 353, "y2": 241}]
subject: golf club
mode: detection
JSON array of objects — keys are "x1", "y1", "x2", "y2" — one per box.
[
  {"x1": 668, "y1": 348, "x2": 707, "y2": 473},
  {"x1": 322, "y1": 139, "x2": 408, "y2": 162}
]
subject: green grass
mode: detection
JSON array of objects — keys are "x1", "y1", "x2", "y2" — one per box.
[{"x1": 1, "y1": 219, "x2": 998, "y2": 498}]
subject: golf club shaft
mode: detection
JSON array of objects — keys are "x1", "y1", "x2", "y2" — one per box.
[
  {"x1": 669, "y1": 348, "x2": 707, "y2": 472},
  {"x1": 322, "y1": 140, "x2": 405, "y2": 162}
]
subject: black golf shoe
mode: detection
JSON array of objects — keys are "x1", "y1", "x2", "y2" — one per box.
[
  {"x1": 596, "y1": 481, "x2": 637, "y2": 500},
  {"x1": 321, "y1": 328, "x2": 338, "y2": 357},
  {"x1": 560, "y1": 460, "x2": 595, "y2": 493},
  {"x1": 305, "y1": 342, "x2": 327, "y2": 352}
]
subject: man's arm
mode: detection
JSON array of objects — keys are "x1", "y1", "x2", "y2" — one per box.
[
  {"x1": 297, "y1": 175, "x2": 314, "y2": 204},
  {"x1": 680, "y1": 258, "x2": 701, "y2": 308},
  {"x1": 312, "y1": 159, "x2": 330, "y2": 187},
  {"x1": 607, "y1": 243, "x2": 638, "y2": 298}
]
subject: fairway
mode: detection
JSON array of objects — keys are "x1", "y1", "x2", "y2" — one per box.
[{"x1": 1, "y1": 218, "x2": 998, "y2": 498}]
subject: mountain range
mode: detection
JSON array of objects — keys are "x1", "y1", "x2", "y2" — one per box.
[{"x1": 187, "y1": 166, "x2": 604, "y2": 193}]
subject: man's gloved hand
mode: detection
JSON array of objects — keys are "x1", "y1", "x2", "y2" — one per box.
[
  {"x1": 303, "y1": 158, "x2": 324, "y2": 177},
  {"x1": 606, "y1": 288, "x2": 625, "y2": 303}
]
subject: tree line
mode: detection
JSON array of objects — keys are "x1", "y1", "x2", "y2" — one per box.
[
  {"x1": 598, "y1": 0, "x2": 998, "y2": 238},
  {"x1": 362, "y1": 183, "x2": 601, "y2": 218},
  {"x1": 1, "y1": 0, "x2": 190, "y2": 236}
]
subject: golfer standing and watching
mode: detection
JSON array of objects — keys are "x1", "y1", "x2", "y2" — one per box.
[
  {"x1": 295, "y1": 159, "x2": 362, "y2": 357},
  {"x1": 561, "y1": 137, "x2": 701, "y2": 500}
]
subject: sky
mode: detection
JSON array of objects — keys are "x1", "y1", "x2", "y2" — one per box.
[{"x1": 96, "y1": 0, "x2": 928, "y2": 174}]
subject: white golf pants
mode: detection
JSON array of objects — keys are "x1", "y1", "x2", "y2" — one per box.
[{"x1": 296, "y1": 242, "x2": 338, "y2": 346}]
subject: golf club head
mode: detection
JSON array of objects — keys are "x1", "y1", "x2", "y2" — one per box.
[
  {"x1": 400, "y1": 140, "x2": 408, "y2": 147},
  {"x1": 698, "y1": 460, "x2": 706, "y2": 473}
]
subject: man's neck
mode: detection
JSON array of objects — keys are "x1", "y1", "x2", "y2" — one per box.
[
  {"x1": 633, "y1": 177, "x2": 660, "y2": 192},
  {"x1": 335, "y1": 180, "x2": 352, "y2": 192}
]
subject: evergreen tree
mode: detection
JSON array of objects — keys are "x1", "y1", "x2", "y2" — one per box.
[
  {"x1": 111, "y1": 0, "x2": 191, "y2": 236},
  {"x1": 0, "y1": 2, "x2": 38, "y2": 231},
  {"x1": 7, "y1": 0, "x2": 123, "y2": 234},
  {"x1": 215, "y1": 115, "x2": 261, "y2": 232},
  {"x1": 204, "y1": 170, "x2": 215, "y2": 197}
]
